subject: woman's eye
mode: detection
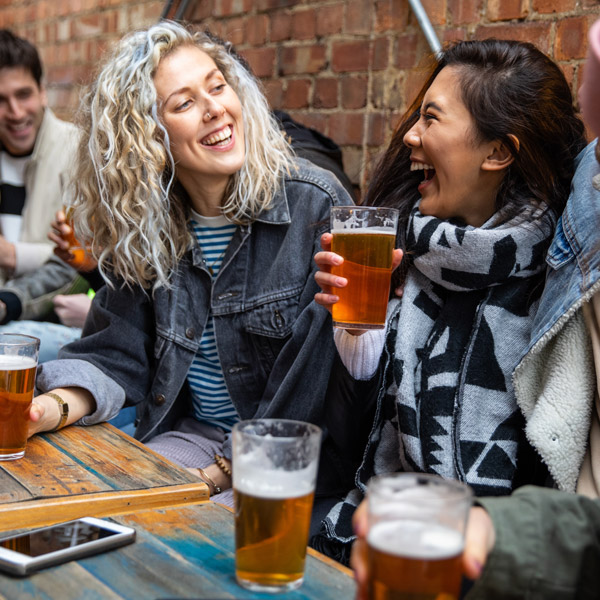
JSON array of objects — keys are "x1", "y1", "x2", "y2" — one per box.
[
  {"x1": 424, "y1": 113, "x2": 437, "y2": 122},
  {"x1": 176, "y1": 100, "x2": 192, "y2": 111},
  {"x1": 212, "y1": 83, "x2": 226, "y2": 94}
]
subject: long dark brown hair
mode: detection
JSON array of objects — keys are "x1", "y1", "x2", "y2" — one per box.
[{"x1": 367, "y1": 39, "x2": 586, "y2": 288}]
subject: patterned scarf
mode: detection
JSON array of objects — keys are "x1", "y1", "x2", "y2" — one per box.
[{"x1": 313, "y1": 204, "x2": 555, "y2": 562}]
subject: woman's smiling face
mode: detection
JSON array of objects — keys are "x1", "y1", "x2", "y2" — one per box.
[
  {"x1": 403, "y1": 66, "x2": 502, "y2": 227},
  {"x1": 154, "y1": 45, "x2": 245, "y2": 192}
]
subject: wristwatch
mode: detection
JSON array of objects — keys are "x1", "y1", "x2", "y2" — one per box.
[{"x1": 46, "y1": 392, "x2": 69, "y2": 432}]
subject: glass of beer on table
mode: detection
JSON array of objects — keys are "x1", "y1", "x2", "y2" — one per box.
[
  {"x1": 366, "y1": 473, "x2": 472, "y2": 600},
  {"x1": 232, "y1": 419, "x2": 321, "y2": 593},
  {"x1": 0, "y1": 334, "x2": 40, "y2": 461},
  {"x1": 330, "y1": 206, "x2": 399, "y2": 330}
]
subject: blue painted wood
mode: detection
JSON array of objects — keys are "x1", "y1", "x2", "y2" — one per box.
[{"x1": 0, "y1": 503, "x2": 356, "y2": 600}]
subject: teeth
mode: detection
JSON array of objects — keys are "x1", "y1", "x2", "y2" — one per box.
[
  {"x1": 202, "y1": 126, "x2": 232, "y2": 146},
  {"x1": 410, "y1": 161, "x2": 435, "y2": 171}
]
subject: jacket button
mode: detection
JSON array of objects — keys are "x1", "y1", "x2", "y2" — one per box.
[
  {"x1": 154, "y1": 394, "x2": 166, "y2": 406},
  {"x1": 185, "y1": 327, "x2": 195, "y2": 339}
]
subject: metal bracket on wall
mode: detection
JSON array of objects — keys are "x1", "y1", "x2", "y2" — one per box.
[
  {"x1": 160, "y1": 0, "x2": 194, "y2": 22},
  {"x1": 408, "y1": 0, "x2": 442, "y2": 58}
]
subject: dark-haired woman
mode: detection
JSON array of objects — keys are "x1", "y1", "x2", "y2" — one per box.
[{"x1": 312, "y1": 39, "x2": 586, "y2": 562}]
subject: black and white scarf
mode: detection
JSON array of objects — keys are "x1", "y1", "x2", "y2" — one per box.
[{"x1": 313, "y1": 204, "x2": 555, "y2": 562}]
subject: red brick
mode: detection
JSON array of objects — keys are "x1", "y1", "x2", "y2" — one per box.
[
  {"x1": 314, "y1": 78, "x2": 338, "y2": 109},
  {"x1": 292, "y1": 9, "x2": 317, "y2": 40},
  {"x1": 375, "y1": 0, "x2": 410, "y2": 33},
  {"x1": 555, "y1": 17, "x2": 588, "y2": 60},
  {"x1": 215, "y1": 0, "x2": 249, "y2": 17},
  {"x1": 316, "y1": 4, "x2": 344, "y2": 36},
  {"x1": 533, "y1": 0, "x2": 576, "y2": 13},
  {"x1": 341, "y1": 75, "x2": 367, "y2": 109},
  {"x1": 329, "y1": 112, "x2": 364, "y2": 145},
  {"x1": 474, "y1": 23, "x2": 552, "y2": 53},
  {"x1": 263, "y1": 79, "x2": 284, "y2": 109},
  {"x1": 345, "y1": 0, "x2": 373, "y2": 35},
  {"x1": 416, "y1": 0, "x2": 447, "y2": 26},
  {"x1": 239, "y1": 47, "x2": 276, "y2": 78},
  {"x1": 442, "y1": 28, "x2": 468, "y2": 43},
  {"x1": 270, "y1": 11, "x2": 291, "y2": 42},
  {"x1": 255, "y1": 0, "x2": 300, "y2": 11},
  {"x1": 487, "y1": 0, "x2": 529, "y2": 21},
  {"x1": 560, "y1": 62, "x2": 575, "y2": 91},
  {"x1": 222, "y1": 17, "x2": 245, "y2": 46},
  {"x1": 332, "y1": 40, "x2": 370, "y2": 73},
  {"x1": 245, "y1": 14, "x2": 268, "y2": 45},
  {"x1": 279, "y1": 45, "x2": 327, "y2": 75},
  {"x1": 293, "y1": 112, "x2": 330, "y2": 137},
  {"x1": 394, "y1": 33, "x2": 419, "y2": 69},
  {"x1": 372, "y1": 36, "x2": 389, "y2": 70},
  {"x1": 192, "y1": 0, "x2": 215, "y2": 20},
  {"x1": 103, "y1": 10, "x2": 119, "y2": 34},
  {"x1": 283, "y1": 78, "x2": 310, "y2": 109},
  {"x1": 448, "y1": 0, "x2": 483, "y2": 24}
]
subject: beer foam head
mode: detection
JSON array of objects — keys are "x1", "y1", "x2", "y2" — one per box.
[
  {"x1": 0, "y1": 355, "x2": 37, "y2": 370},
  {"x1": 331, "y1": 227, "x2": 395, "y2": 236},
  {"x1": 233, "y1": 462, "x2": 316, "y2": 499},
  {"x1": 368, "y1": 520, "x2": 464, "y2": 560}
]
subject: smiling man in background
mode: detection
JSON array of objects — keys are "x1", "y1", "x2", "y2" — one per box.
[{"x1": 0, "y1": 29, "x2": 78, "y2": 286}]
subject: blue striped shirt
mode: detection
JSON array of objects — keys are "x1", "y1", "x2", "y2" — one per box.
[{"x1": 188, "y1": 212, "x2": 239, "y2": 431}]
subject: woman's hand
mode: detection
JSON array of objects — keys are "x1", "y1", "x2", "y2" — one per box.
[
  {"x1": 28, "y1": 388, "x2": 96, "y2": 438},
  {"x1": 314, "y1": 233, "x2": 344, "y2": 309},
  {"x1": 187, "y1": 461, "x2": 232, "y2": 496},
  {"x1": 314, "y1": 232, "x2": 403, "y2": 312},
  {"x1": 53, "y1": 294, "x2": 92, "y2": 329},
  {"x1": 349, "y1": 500, "x2": 495, "y2": 598}
]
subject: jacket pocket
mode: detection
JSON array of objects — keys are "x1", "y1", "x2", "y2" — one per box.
[{"x1": 244, "y1": 294, "x2": 298, "y2": 365}]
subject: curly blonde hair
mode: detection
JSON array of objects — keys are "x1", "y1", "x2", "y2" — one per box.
[{"x1": 71, "y1": 21, "x2": 292, "y2": 290}]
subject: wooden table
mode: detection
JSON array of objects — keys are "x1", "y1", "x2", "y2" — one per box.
[
  {"x1": 0, "y1": 502, "x2": 355, "y2": 599},
  {"x1": 0, "y1": 423, "x2": 208, "y2": 532}
]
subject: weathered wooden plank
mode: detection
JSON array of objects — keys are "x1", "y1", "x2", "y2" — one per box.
[
  {"x1": 0, "y1": 433, "x2": 112, "y2": 503},
  {"x1": 0, "y1": 483, "x2": 209, "y2": 533},
  {"x1": 0, "y1": 471, "x2": 32, "y2": 504},
  {"x1": 41, "y1": 424, "x2": 198, "y2": 490},
  {"x1": 0, "y1": 503, "x2": 355, "y2": 599}
]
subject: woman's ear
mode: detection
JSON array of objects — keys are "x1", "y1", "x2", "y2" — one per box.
[{"x1": 482, "y1": 134, "x2": 519, "y2": 172}]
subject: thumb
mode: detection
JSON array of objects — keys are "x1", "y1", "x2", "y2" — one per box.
[{"x1": 462, "y1": 506, "x2": 495, "y2": 580}]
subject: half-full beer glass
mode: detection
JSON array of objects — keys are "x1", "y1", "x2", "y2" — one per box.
[
  {"x1": 0, "y1": 334, "x2": 39, "y2": 461},
  {"x1": 367, "y1": 473, "x2": 472, "y2": 600},
  {"x1": 232, "y1": 419, "x2": 322, "y2": 593},
  {"x1": 330, "y1": 206, "x2": 399, "y2": 329}
]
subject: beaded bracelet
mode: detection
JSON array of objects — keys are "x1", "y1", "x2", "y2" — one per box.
[
  {"x1": 214, "y1": 454, "x2": 232, "y2": 476},
  {"x1": 197, "y1": 467, "x2": 222, "y2": 496}
]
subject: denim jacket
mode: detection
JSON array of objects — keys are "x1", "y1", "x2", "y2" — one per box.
[
  {"x1": 513, "y1": 141, "x2": 600, "y2": 491},
  {"x1": 36, "y1": 158, "x2": 352, "y2": 491}
]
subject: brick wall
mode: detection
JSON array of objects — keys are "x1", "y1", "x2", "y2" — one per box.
[{"x1": 2, "y1": 0, "x2": 600, "y2": 197}]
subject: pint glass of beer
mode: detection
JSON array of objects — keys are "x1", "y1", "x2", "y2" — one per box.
[
  {"x1": 366, "y1": 473, "x2": 473, "y2": 600},
  {"x1": 330, "y1": 206, "x2": 399, "y2": 330},
  {"x1": 232, "y1": 419, "x2": 322, "y2": 593},
  {"x1": 0, "y1": 334, "x2": 40, "y2": 461}
]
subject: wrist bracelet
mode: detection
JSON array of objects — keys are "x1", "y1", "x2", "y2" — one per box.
[
  {"x1": 46, "y1": 392, "x2": 69, "y2": 432},
  {"x1": 197, "y1": 467, "x2": 222, "y2": 496},
  {"x1": 214, "y1": 454, "x2": 232, "y2": 476}
]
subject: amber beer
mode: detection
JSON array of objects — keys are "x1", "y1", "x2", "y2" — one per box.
[
  {"x1": 232, "y1": 419, "x2": 321, "y2": 593},
  {"x1": 234, "y1": 481, "x2": 314, "y2": 589},
  {"x1": 367, "y1": 520, "x2": 464, "y2": 600},
  {"x1": 331, "y1": 229, "x2": 396, "y2": 328},
  {"x1": 0, "y1": 355, "x2": 37, "y2": 460}
]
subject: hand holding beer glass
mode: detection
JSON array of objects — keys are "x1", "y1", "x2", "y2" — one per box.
[
  {"x1": 232, "y1": 419, "x2": 321, "y2": 593},
  {"x1": 364, "y1": 473, "x2": 472, "y2": 600},
  {"x1": 0, "y1": 334, "x2": 39, "y2": 461},
  {"x1": 329, "y1": 207, "x2": 399, "y2": 330}
]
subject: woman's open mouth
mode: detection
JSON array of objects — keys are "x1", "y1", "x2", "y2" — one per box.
[
  {"x1": 411, "y1": 161, "x2": 436, "y2": 191},
  {"x1": 201, "y1": 125, "x2": 233, "y2": 147}
]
